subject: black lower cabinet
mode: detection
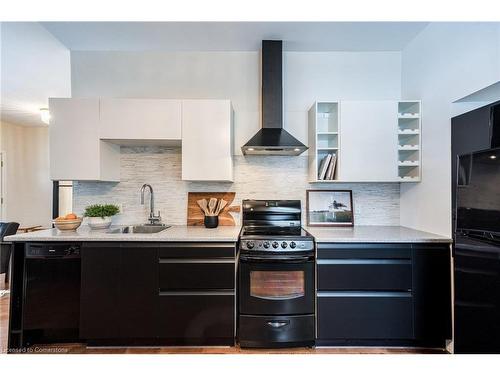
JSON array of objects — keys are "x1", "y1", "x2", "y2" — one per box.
[
  {"x1": 316, "y1": 243, "x2": 451, "y2": 348},
  {"x1": 80, "y1": 243, "x2": 158, "y2": 342},
  {"x1": 120, "y1": 244, "x2": 159, "y2": 339},
  {"x1": 157, "y1": 243, "x2": 236, "y2": 345},
  {"x1": 318, "y1": 294, "x2": 413, "y2": 340},
  {"x1": 80, "y1": 243, "x2": 122, "y2": 339},
  {"x1": 159, "y1": 262, "x2": 234, "y2": 290},
  {"x1": 80, "y1": 242, "x2": 236, "y2": 346},
  {"x1": 158, "y1": 294, "x2": 234, "y2": 345}
]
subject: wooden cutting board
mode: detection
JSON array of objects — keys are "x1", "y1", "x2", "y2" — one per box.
[{"x1": 187, "y1": 192, "x2": 240, "y2": 226}]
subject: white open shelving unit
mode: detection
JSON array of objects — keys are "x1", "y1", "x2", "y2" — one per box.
[
  {"x1": 308, "y1": 100, "x2": 422, "y2": 183},
  {"x1": 308, "y1": 101, "x2": 340, "y2": 182},
  {"x1": 397, "y1": 101, "x2": 421, "y2": 182}
]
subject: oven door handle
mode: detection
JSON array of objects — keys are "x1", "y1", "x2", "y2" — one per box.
[
  {"x1": 239, "y1": 255, "x2": 313, "y2": 262},
  {"x1": 267, "y1": 320, "x2": 290, "y2": 328},
  {"x1": 256, "y1": 294, "x2": 304, "y2": 301}
]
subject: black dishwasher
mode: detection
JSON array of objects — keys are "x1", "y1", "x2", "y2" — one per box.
[{"x1": 23, "y1": 243, "x2": 81, "y2": 345}]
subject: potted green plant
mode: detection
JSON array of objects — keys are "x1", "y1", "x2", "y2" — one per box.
[{"x1": 84, "y1": 204, "x2": 120, "y2": 229}]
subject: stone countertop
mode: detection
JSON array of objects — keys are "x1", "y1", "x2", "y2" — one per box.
[
  {"x1": 305, "y1": 225, "x2": 451, "y2": 243},
  {"x1": 5, "y1": 225, "x2": 451, "y2": 244},
  {"x1": 5, "y1": 225, "x2": 242, "y2": 242}
]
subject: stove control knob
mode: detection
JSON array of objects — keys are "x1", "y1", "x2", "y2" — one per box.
[
  {"x1": 246, "y1": 241, "x2": 255, "y2": 249},
  {"x1": 263, "y1": 241, "x2": 270, "y2": 249},
  {"x1": 272, "y1": 241, "x2": 279, "y2": 249},
  {"x1": 281, "y1": 241, "x2": 288, "y2": 249},
  {"x1": 290, "y1": 241, "x2": 297, "y2": 249}
]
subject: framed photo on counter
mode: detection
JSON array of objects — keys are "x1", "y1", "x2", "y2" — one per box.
[{"x1": 306, "y1": 190, "x2": 354, "y2": 227}]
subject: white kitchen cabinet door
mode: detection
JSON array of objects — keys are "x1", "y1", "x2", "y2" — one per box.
[
  {"x1": 49, "y1": 98, "x2": 120, "y2": 181},
  {"x1": 339, "y1": 101, "x2": 398, "y2": 182},
  {"x1": 100, "y1": 99, "x2": 182, "y2": 142},
  {"x1": 182, "y1": 100, "x2": 234, "y2": 181}
]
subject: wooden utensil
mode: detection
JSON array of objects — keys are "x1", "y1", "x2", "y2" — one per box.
[
  {"x1": 208, "y1": 197, "x2": 218, "y2": 216},
  {"x1": 213, "y1": 199, "x2": 221, "y2": 216},
  {"x1": 216, "y1": 199, "x2": 228, "y2": 215},
  {"x1": 197, "y1": 199, "x2": 210, "y2": 215},
  {"x1": 187, "y1": 192, "x2": 240, "y2": 226}
]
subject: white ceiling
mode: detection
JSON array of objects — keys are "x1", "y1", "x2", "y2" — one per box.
[{"x1": 41, "y1": 22, "x2": 428, "y2": 51}]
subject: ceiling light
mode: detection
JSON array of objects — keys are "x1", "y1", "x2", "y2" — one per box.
[{"x1": 40, "y1": 108, "x2": 51, "y2": 124}]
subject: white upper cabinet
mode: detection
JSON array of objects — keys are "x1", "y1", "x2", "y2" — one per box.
[
  {"x1": 100, "y1": 99, "x2": 182, "y2": 143},
  {"x1": 49, "y1": 98, "x2": 234, "y2": 181},
  {"x1": 339, "y1": 101, "x2": 398, "y2": 182},
  {"x1": 397, "y1": 101, "x2": 421, "y2": 182},
  {"x1": 181, "y1": 100, "x2": 234, "y2": 181},
  {"x1": 49, "y1": 98, "x2": 120, "y2": 181},
  {"x1": 309, "y1": 100, "x2": 419, "y2": 183}
]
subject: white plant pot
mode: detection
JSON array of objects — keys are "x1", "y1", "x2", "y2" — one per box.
[{"x1": 87, "y1": 216, "x2": 113, "y2": 229}]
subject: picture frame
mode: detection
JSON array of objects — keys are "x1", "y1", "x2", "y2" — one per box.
[{"x1": 306, "y1": 189, "x2": 354, "y2": 227}]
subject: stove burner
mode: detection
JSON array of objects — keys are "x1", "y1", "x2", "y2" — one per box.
[
  {"x1": 239, "y1": 200, "x2": 315, "y2": 253},
  {"x1": 242, "y1": 226, "x2": 307, "y2": 236}
]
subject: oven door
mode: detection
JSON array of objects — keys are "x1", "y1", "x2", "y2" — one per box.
[{"x1": 239, "y1": 254, "x2": 315, "y2": 315}]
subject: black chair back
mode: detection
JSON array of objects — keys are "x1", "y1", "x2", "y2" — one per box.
[{"x1": 0, "y1": 222, "x2": 20, "y2": 276}]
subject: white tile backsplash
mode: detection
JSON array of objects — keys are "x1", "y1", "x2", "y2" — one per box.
[{"x1": 73, "y1": 147, "x2": 400, "y2": 226}]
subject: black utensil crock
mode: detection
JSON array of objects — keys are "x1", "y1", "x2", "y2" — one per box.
[{"x1": 204, "y1": 215, "x2": 219, "y2": 228}]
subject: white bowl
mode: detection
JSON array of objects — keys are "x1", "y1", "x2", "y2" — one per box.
[{"x1": 87, "y1": 216, "x2": 113, "y2": 229}]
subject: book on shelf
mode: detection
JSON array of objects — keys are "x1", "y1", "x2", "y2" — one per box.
[
  {"x1": 318, "y1": 153, "x2": 337, "y2": 180},
  {"x1": 326, "y1": 154, "x2": 337, "y2": 180},
  {"x1": 318, "y1": 154, "x2": 332, "y2": 180}
]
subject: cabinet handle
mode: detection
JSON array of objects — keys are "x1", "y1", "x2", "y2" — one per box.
[
  {"x1": 317, "y1": 291, "x2": 412, "y2": 298},
  {"x1": 317, "y1": 259, "x2": 410, "y2": 265},
  {"x1": 159, "y1": 258, "x2": 234, "y2": 264},
  {"x1": 159, "y1": 290, "x2": 234, "y2": 296}
]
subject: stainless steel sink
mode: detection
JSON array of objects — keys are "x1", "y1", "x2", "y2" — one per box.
[{"x1": 107, "y1": 224, "x2": 170, "y2": 234}]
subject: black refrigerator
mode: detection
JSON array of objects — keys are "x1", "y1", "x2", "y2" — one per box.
[{"x1": 454, "y1": 147, "x2": 500, "y2": 353}]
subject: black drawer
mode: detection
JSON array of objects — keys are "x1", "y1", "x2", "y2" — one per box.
[
  {"x1": 317, "y1": 243, "x2": 411, "y2": 260},
  {"x1": 239, "y1": 314, "x2": 315, "y2": 348},
  {"x1": 158, "y1": 243, "x2": 235, "y2": 258},
  {"x1": 158, "y1": 293, "x2": 234, "y2": 343},
  {"x1": 317, "y1": 293, "x2": 414, "y2": 340},
  {"x1": 159, "y1": 260, "x2": 235, "y2": 290},
  {"x1": 317, "y1": 260, "x2": 412, "y2": 291}
]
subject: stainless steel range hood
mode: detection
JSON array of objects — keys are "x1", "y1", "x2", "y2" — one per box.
[{"x1": 241, "y1": 40, "x2": 308, "y2": 156}]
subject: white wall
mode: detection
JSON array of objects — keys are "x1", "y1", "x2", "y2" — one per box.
[
  {"x1": 0, "y1": 121, "x2": 52, "y2": 227},
  {"x1": 70, "y1": 50, "x2": 401, "y2": 155},
  {"x1": 401, "y1": 22, "x2": 500, "y2": 236},
  {"x1": 0, "y1": 22, "x2": 71, "y2": 126}
]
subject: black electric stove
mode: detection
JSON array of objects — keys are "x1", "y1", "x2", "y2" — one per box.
[{"x1": 238, "y1": 200, "x2": 315, "y2": 348}]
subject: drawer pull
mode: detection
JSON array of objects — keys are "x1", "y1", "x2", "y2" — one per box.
[
  {"x1": 317, "y1": 259, "x2": 410, "y2": 265},
  {"x1": 159, "y1": 258, "x2": 234, "y2": 264},
  {"x1": 159, "y1": 290, "x2": 235, "y2": 296},
  {"x1": 317, "y1": 291, "x2": 411, "y2": 298}
]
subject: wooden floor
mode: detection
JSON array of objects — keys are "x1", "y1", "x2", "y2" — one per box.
[{"x1": 0, "y1": 277, "x2": 445, "y2": 354}]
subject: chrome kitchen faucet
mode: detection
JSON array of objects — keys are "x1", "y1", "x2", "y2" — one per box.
[{"x1": 140, "y1": 184, "x2": 162, "y2": 225}]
